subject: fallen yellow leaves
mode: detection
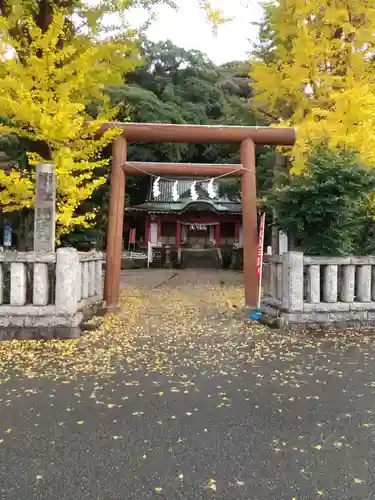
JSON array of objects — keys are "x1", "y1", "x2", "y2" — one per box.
[
  {"x1": 207, "y1": 478, "x2": 217, "y2": 492},
  {"x1": 1, "y1": 277, "x2": 374, "y2": 500},
  {"x1": 0, "y1": 283, "x2": 295, "y2": 383}
]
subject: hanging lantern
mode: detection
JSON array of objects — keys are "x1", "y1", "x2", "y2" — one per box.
[
  {"x1": 153, "y1": 176, "x2": 161, "y2": 198},
  {"x1": 190, "y1": 180, "x2": 198, "y2": 201},
  {"x1": 172, "y1": 180, "x2": 180, "y2": 201},
  {"x1": 207, "y1": 178, "x2": 216, "y2": 199}
]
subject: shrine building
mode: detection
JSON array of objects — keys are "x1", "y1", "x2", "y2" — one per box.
[{"x1": 126, "y1": 178, "x2": 244, "y2": 268}]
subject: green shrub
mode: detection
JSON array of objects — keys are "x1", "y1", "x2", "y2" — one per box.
[{"x1": 268, "y1": 147, "x2": 375, "y2": 255}]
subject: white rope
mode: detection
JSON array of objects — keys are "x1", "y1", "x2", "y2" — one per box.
[{"x1": 116, "y1": 161, "x2": 245, "y2": 182}]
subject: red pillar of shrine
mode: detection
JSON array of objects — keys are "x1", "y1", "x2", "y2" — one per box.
[
  {"x1": 176, "y1": 221, "x2": 181, "y2": 248},
  {"x1": 157, "y1": 218, "x2": 161, "y2": 243},
  {"x1": 235, "y1": 221, "x2": 240, "y2": 242}
]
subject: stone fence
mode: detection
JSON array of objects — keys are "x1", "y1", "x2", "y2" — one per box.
[
  {"x1": 263, "y1": 252, "x2": 375, "y2": 330},
  {"x1": 0, "y1": 248, "x2": 104, "y2": 336}
]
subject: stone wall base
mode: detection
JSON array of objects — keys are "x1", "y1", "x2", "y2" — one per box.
[
  {"x1": 260, "y1": 304, "x2": 375, "y2": 332},
  {"x1": 0, "y1": 325, "x2": 82, "y2": 341},
  {"x1": 0, "y1": 301, "x2": 106, "y2": 341}
]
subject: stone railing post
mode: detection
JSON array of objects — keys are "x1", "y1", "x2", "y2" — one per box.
[
  {"x1": 281, "y1": 252, "x2": 304, "y2": 312},
  {"x1": 89, "y1": 260, "x2": 96, "y2": 297},
  {"x1": 55, "y1": 248, "x2": 79, "y2": 315},
  {"x1": 33, "y1": 262, "x2": 49, "y2": 306},
  {"x1": 357, "y1": 264, "x2": 371, "y2": 302},
  {"x1": 95, "y1": 258, "x2": 103, "y2": 298},
  {"x1": 10, "y1": 262, "x2": 27, "y2": 306},
  {"x1": 82, "y1": 261, "x2": 89, "y2": 299}
]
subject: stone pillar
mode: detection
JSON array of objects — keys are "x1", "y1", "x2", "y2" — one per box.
[
  {"x1": 357, "y1": 265, "x2": 371, "y2": 302},
  {"x1": 323, "y1": 265, "x2": 338, "y2": 303},
  {"x1": 307, "y1": 265, "x2": 320, "y2": 303},
  {"x1": 55, "y1": 248, "x2": 79, "y2": 315},
  {"x1": 279, "y1": 231, "x2": 288, "y2": 255},
  {"x1": 33, "y1": 263, "x2": 49, "y2": 306},
  {"x1": 34, "y1": 164, "x2": 56, "y2": 252},
  {"x1": 215, "y1": 223, "x2": 220, "y2": 248},
  {"x1": 281, "y1": 252, "x2": 304, "y2": 312},
  {"x1": 10, "y1": 263, "x2": 27, "y2": 306},
  {"x1": 76, "y1": 261, "x2": 82, "y2": 303},
  {"x1": 341, "y1": 265, "x2": 355, "y2": 302}
]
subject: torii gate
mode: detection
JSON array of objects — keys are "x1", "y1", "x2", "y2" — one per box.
[{"x1": 100, "y1": 122, "x2": 296, "y2": 308}]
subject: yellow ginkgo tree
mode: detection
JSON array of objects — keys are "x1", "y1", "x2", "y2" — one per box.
[
  {"x1": 0, "y1": 5, "x2": 144, "y2": 236},
  {"x1": 251, "y1": 0, "x2": 375, "y2": 172}
]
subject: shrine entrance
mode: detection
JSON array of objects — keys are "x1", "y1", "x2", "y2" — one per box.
[
  {"x1": 99, "y1": 122, "x2": 295, "y2": 308},
  {"x1": 184, "y1": 222, "x2": 213, "y2": 248}
]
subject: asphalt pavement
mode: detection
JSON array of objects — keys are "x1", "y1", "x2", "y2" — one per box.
[{"x1": 1, "y1": 270, "x2": 375, "y2": 499}]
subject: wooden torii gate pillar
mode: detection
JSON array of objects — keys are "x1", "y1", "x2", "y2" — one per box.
[{"x1": 102, "y1": 123, "x2": 296, "y2": 309}]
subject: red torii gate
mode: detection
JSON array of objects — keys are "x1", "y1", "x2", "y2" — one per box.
[{"x1": 101, "y1": 122, "x2": 296, "y2": 308}]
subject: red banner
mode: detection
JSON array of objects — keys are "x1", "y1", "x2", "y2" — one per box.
[
  {"x1": 129, "y1": 228, "x2": 136, "y2": 245},
  {"x1": 256, "y1": 213, "x2": 265, "y2": 279}
]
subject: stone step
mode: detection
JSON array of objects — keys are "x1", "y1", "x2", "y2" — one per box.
[{"x1": 182, "y1": 250, "x2": 219, "y2": 269}]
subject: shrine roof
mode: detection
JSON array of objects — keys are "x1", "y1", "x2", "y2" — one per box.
[
  {"x1": 126, "y1": 200, "x2": 242, "y2": 214},
  {"x1": 127, "y1": 178, "x2": 242, "y2": 214}
]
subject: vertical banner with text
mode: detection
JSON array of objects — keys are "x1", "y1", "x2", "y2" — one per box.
[
  {"x1": 256, "y1": 213, "x2": 266, "y2": 308},
  {"x1": 129, "y1": 228, "x2": 136, "y2": 245}
]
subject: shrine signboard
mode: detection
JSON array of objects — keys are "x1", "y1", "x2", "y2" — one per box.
[{"x1": 189, "y1": 223, "x2": 207, "y2": 231}]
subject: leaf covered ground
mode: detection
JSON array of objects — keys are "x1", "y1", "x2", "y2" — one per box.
[{"x1": 1, "y1": 270, "x2": 375, "y2": 499}]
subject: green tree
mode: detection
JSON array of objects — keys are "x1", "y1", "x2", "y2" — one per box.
[
  {"x1": 268, "y1": 147, "x2": 375, "y2": 255},
  {"x1": 64, "y1": 40, "x2": 274, "y2": 248},
  {"x1": 109, "y1": 40, "x2": 270, "y2": 189}
]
